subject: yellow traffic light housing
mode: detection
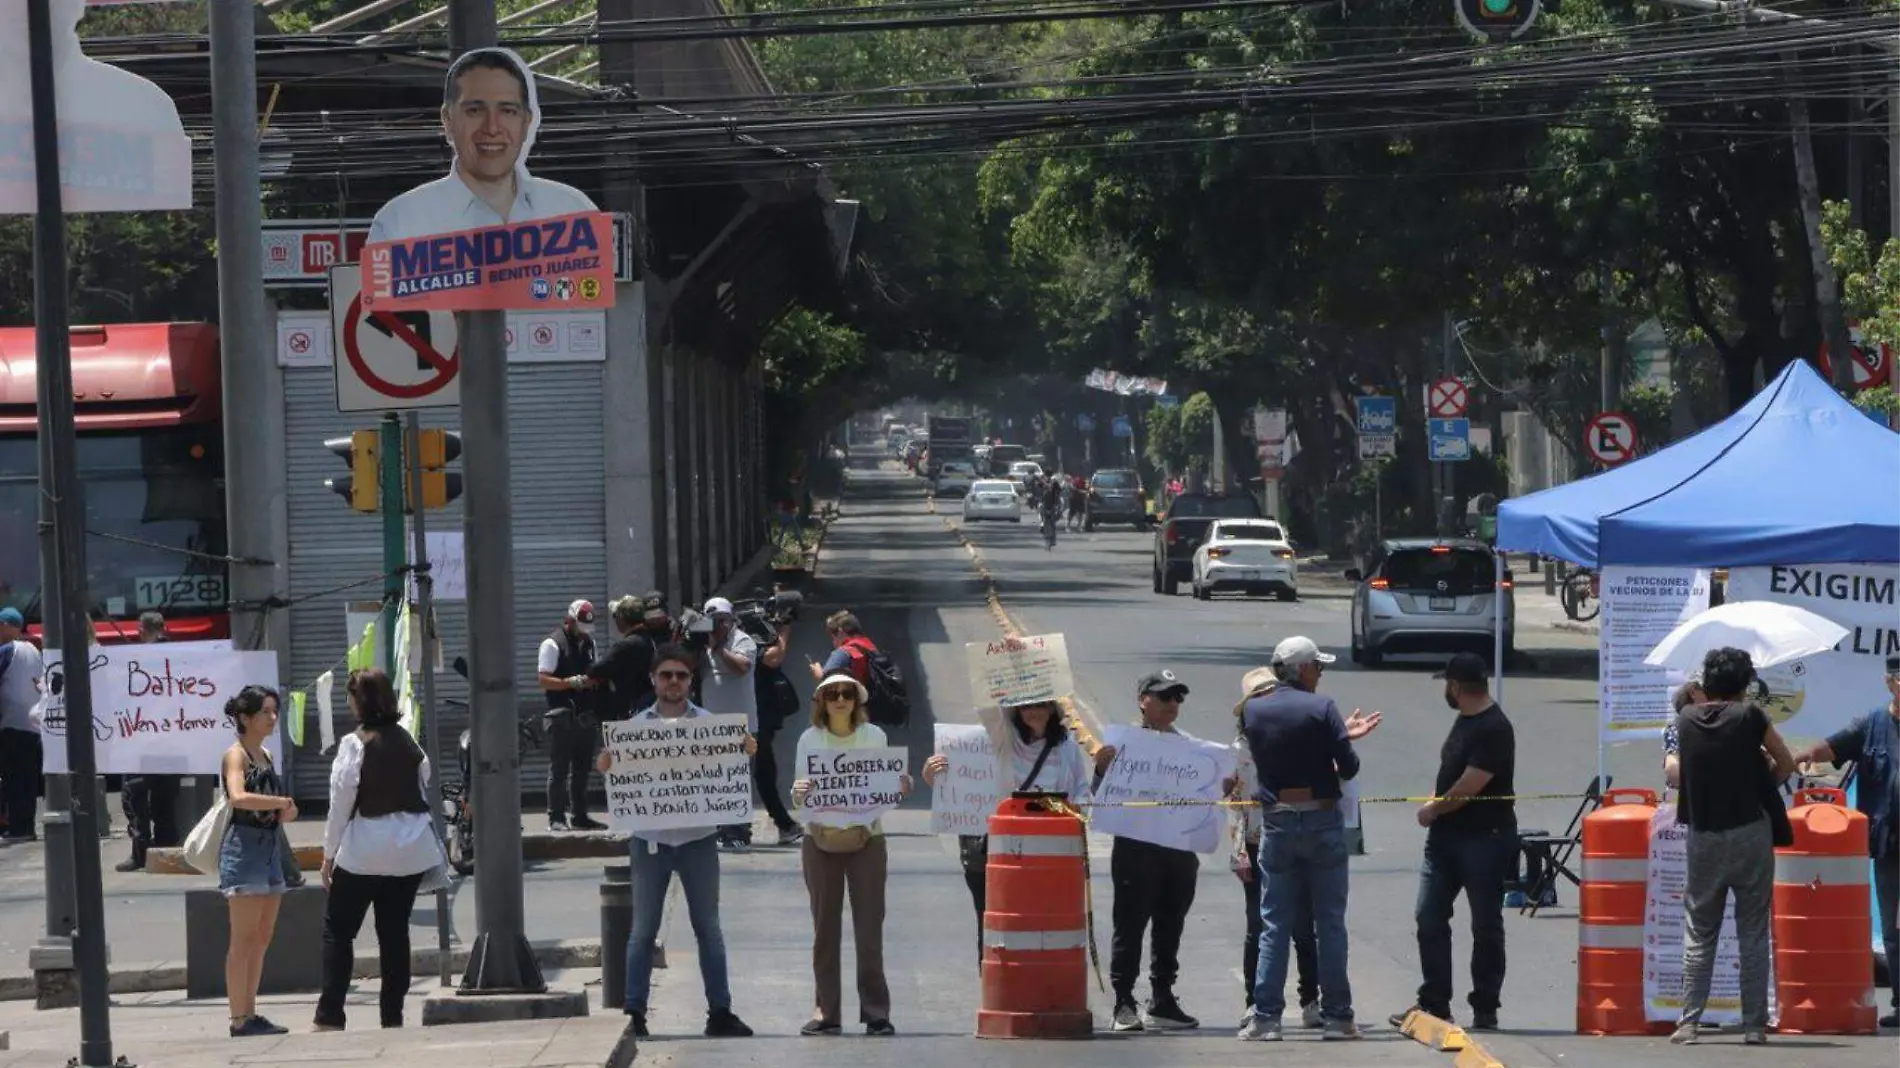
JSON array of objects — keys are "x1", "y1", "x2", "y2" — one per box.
[{"x1": 324, "y1": 430, "x2": 380, "y2": 513}]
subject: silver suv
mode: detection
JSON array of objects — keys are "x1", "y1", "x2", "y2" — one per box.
[{"x1": 1347, "y1": 539, "x2": 1514, "y2": 668}]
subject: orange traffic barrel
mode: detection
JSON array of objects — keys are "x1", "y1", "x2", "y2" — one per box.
[
  {"x1": 1577, "y1": 788, "x2": 1668, "y2": 1035},
  {"x1": 975, "y1": 792, "x2": 1093, "y2": 1039},
  {"x1": 1774, "y1": 787, "x2": 1877, "y2": 1034}
]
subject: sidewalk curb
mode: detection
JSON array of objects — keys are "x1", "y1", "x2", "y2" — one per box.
[
  {"x1": 0, "y1": 938, "x2": 600, "y2": 1003},
  {"x1": 1550, "y1": 619, "x2": 1600, "y2": 636}
]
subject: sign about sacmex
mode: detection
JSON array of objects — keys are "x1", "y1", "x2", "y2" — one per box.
[{"x1": 602, "y1": 713, "x2": 753, "y2": 833}]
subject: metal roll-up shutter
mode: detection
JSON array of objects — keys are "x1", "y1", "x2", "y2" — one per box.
[{"x1": 281, "y1": 363, "x2": 606, "y2": 803}]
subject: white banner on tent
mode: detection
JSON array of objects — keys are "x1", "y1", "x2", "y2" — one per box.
[
  {"x1": 1598, "y1": 566, "x2": 1712, "y2": 740},
  {"x1": 1642, "y1": 803, "x2": 1775, "y2": 1025},
  {"x1": 40, "y1": 645, "x2": 282, "y2": 774},
  {"x1": 1726, "y1": 563, "x2": 1899, "y2": 740}
]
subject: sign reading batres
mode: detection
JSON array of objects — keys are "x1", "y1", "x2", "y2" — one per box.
[{"x1": 362, "y1": 46, "x2": 615, "y2": 313}]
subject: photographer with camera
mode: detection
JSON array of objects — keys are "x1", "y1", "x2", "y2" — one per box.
[
  {"x1": 537, "y1": 600, "x2": 603, "y2": 832},
  {"x1": 700, "y1": 598, "x2": 761, "y2": 852},
  {"x1": 752, "y1": 619, "x2": 803, "y2": 847}
]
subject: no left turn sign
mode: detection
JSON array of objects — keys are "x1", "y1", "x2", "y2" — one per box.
[
  {"x1": 1427, "y1": 377, "x2": 1469, "y2": 419},
  {"x1": 329, "y1": 265, "x2": 461, "y2": 413},
  {"x1": 1586, "y1": 411, "x2": 1638, "y2": 465}
]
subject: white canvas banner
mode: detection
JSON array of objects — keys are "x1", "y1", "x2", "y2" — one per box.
[
  {"x1": 1641, "y1": 803, "x2": 1775, "y2": 1024},
  {"x1": 1088, "y1": 727, "x2": 1234, "y2": 854},
  {"x1": 1726, "y1": 564, "x2": 1900, "y2": 740},
  {"x1": 39, "y1": 643, "x2": 281, "y2": 774},
  {"x1": 602, "y1": 713, "x2": 751, "y2": 833},
  {"x1": 1599, "y1": 566, "x2": 1712, "y2": 740}
]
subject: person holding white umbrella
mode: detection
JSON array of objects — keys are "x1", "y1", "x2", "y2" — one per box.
[
  {"x1": 1670, "y1": 648, "x2": 1797, "y2": 1047},
  {"x1": 1792, "y1": 655, "x2": 1900, "y2": 1031}
]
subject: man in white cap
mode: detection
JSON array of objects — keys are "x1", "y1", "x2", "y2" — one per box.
[
  {"x1": 1238, "y1": 636, "x2": 1381, "y2": 1042},
  {"x1": 537, "y1": 599, "x2": 601, "y2": 831},
  {"x1": 698, "y1": 598, "x2": 759, "y2": 851}
]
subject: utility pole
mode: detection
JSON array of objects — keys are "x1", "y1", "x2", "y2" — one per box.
[
  {"x1": 26, "y1": 0, "x2": 113, "y2": 1059},
  {"x1": 403, "y1": 413, "x2": 455, "y2": 986},
  {"x1": 378, "y1": 413, "x2": 405, "y2": 673},
  {"x1": 446, "y1": 0, "x2": 543, "y2": 994},
  {"x1": 1790, "y1": 92, "x2": 1860, "y2": 394},
  {"x1": 211, "y1": 0, "x2": 277, "y2": 654},
  {"x1": 1439, "y1": 310, "x2": 1455, "y2": 537}
]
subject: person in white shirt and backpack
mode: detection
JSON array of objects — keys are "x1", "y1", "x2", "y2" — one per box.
[{"x1": 314, "y1": 669, "x2": 446, "y2": 1031}]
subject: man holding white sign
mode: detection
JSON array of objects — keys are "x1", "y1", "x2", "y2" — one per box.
[
  {"x1": 1090, "y1": 670, "x2": 1235, "y2": 1033},
  {"x1": 596, "y1": 646, "x2": 757, "y2": 1054}
]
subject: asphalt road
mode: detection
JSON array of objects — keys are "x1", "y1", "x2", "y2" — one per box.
[{"x1": 3, "y1": 456, "x2": 1891, "y2": 1068}]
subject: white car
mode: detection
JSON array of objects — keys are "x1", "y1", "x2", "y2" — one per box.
[
  {"x1": 934, "y1": 461, "x2": 976, "y2": 497},
  {"x1": 962, "y1": 480, "x2": 1024, "y2": 522},
  {"x1": 1191, "y1": 519, "x2": 1299, "y2": 601}
]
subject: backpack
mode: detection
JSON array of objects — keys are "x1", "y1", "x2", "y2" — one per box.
[
  {"x1": 850, "y1": 643, "x2": 911, "y2": 726},
  {"x1": 754, "y1": 663, "x2": 800, "y2": 734}
]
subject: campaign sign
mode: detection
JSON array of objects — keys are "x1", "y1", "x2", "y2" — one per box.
[
  {"x1": 360, "y1": 211, "x2": 617, "y2": 312},
  {"x1": 39, "y1": 643, "x2": 282, "y2": 774},
  {"x1": 602, "y1": 713, "x2": 752, "y2": 833}
]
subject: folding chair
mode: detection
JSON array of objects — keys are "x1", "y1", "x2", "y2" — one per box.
[{"x1": 1512, "y1": 775, "x2": 1609, "y2": 917}]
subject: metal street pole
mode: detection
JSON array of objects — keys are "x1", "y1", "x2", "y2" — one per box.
[
  {"x1": 27, "y1": 0, "x2": 113, "y2": 1060},
  {"x1": 1439, "y1": 310, "x2": 1455, "y2": 536},
  {"x1": 379, "y1": 413, "x2": 406, "y2": 674},
  {"x1": 404, "y1": 412, "x2": 455, "y2": 987},
  {"x1": 36, "y1": 360, "x2": 75, "y2": 960},
  {"x1": 211, "y1": 0, "x2": 276, "y2": 656},
  {"x1": 447, "y1": 0, "x2": 537, "y2": 992}
]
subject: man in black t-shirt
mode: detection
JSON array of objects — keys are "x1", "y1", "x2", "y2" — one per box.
[{"x1": 1390, "y1": 652, "x2": 1516, "y2": 1032}]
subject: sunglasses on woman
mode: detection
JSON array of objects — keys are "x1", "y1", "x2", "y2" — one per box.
[{"x1": 821, "y1": 687, "x2": 857, "y2": 702}]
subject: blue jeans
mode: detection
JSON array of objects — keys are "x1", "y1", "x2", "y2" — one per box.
[
  {"x1": 1875, "y1": 850, "x2": 1897, "y2": 1012},
  {"x1": 1253, "y1": 808, "x2": 1352, "y2": 1022},
  {"x1": 1415, "y1": 829, "x2": 1515, "y2": 1016},
  {"x1": 624, "y1": 835, "x2": 731, "y2": 1015}
]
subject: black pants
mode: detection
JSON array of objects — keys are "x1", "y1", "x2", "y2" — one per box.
[
  {"x1": 962, "y1": 847, "x2": 987, "y2": 963},
  {"x1": 122, "y1": 775, "x2": 181, "y2": 866},
  {"x1": 1415, "y1": 829, "x2": 1515, "y2": 1016},
  {"x1": 752, "y1": 729, "x2": 794, "y2": 832},
  {"x1": 316, "y1": 867, "x2": 424, "y2": 1029},
  {"x1": 544, "y1": 711, "x2": 598, "y2": 821},
  {"x1": 0, "y1": 728, "x2": 41, "y2": 840},
  {"x1": 1242, "y1": 840, "x2": 1318, "y2": 1010},
  {"x1": 1109, "y1": 836, "x2": 1198, "y2": 1000}
]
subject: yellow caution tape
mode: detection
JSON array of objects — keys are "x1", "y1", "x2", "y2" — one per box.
[{"x1": 1078, "y1": 793, "x2": 1590, "y2": 808}]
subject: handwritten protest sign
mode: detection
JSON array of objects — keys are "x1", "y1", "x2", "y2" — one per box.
[
  {"x1": 1088, "y1": 727, "x2": 1234, "y2": 853},
  {"x1": 39, "y1": 643, "x2": 281, "y2": 774},
  {"x1": 797, "y1": 744, "x2": 907, "y2": 828},
  {"x1": 361, "y1": 211, "x2": 615, "y2": 312},
  {"x1": 931, "y1": 724, "x2": 1005, "y2": 835},
  {"x1": 602, "y1": 713, "x2": 752, "y2": 833},
  {"x1": 965, "y1": 633, "x2": 1073, "y2": 707}
]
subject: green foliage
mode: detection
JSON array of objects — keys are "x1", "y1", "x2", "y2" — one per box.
[
  {"x1": 1853, "y1": 386, "x2": 1899, "y2": 419},
  {"x1": 1621, "y1": 385, "x2": 1675, "y2": 457}
]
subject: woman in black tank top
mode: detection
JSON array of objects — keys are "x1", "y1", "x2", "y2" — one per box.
[{"x1": 217, "y1": 685, "x2": 298, "y2": 1038}]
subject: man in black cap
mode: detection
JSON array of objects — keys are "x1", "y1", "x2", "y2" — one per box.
[
  {"x1": 1793, "y1": 654, "x2": 1900, "y2": 1030},
  {"x1": 1390, "y1": 652, "x2": 1516, "y2": 1032},
  {"x1": 1091, "y1": 669, "x2": 1207, "y2": 1033}
]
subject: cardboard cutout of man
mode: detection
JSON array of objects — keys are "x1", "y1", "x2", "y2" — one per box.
[
  {"x1": 369, "y1": 47, "x2": 597, "y2": 243},
  {"x1": 0, "y1": 0, "x2": 192, "y2": 213}
]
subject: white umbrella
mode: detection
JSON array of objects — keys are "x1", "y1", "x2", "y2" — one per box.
[{"x1": 1644, "y1": 600, "x2": 1848, "y2": 673}]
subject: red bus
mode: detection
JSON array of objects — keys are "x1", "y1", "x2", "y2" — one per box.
[{"x1": 0, "y1": 322, "x2": 230, "y2": 644}]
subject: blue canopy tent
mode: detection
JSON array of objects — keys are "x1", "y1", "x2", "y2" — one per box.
[{"x1": 1499, "y1": 360, "x2": 1900, "y2": 568}]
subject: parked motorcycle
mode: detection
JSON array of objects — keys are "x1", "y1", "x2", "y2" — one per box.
[{"x1": 441, "y1": 658, "x2": 542, "y2": 876}]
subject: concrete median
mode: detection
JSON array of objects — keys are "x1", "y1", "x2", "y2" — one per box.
[{"x1": 0, "y1": 937, "x2": 600, "y2": 1003}]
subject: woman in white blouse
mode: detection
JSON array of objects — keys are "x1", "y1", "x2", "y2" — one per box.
[
  {"x1": 314, "y1": 669, "x2": 446, "y2": 1031},
  {"x1": 921, "y1": 696, "x2": 1091, "y2": 961},
  {"x1": 790, "y1": 673, "x2": 912, "y2": 1037}
]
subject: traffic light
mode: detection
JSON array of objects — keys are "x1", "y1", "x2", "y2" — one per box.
[
  {"x1": 1455, "y1": 0, "x2": 1539, "y2": 42},
  {"x1": 324, "y1": 430, "x2": 379, "y2": 512},
  {"x1": 409, "y1": 428, "x2": 463, "y2": 511}
]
